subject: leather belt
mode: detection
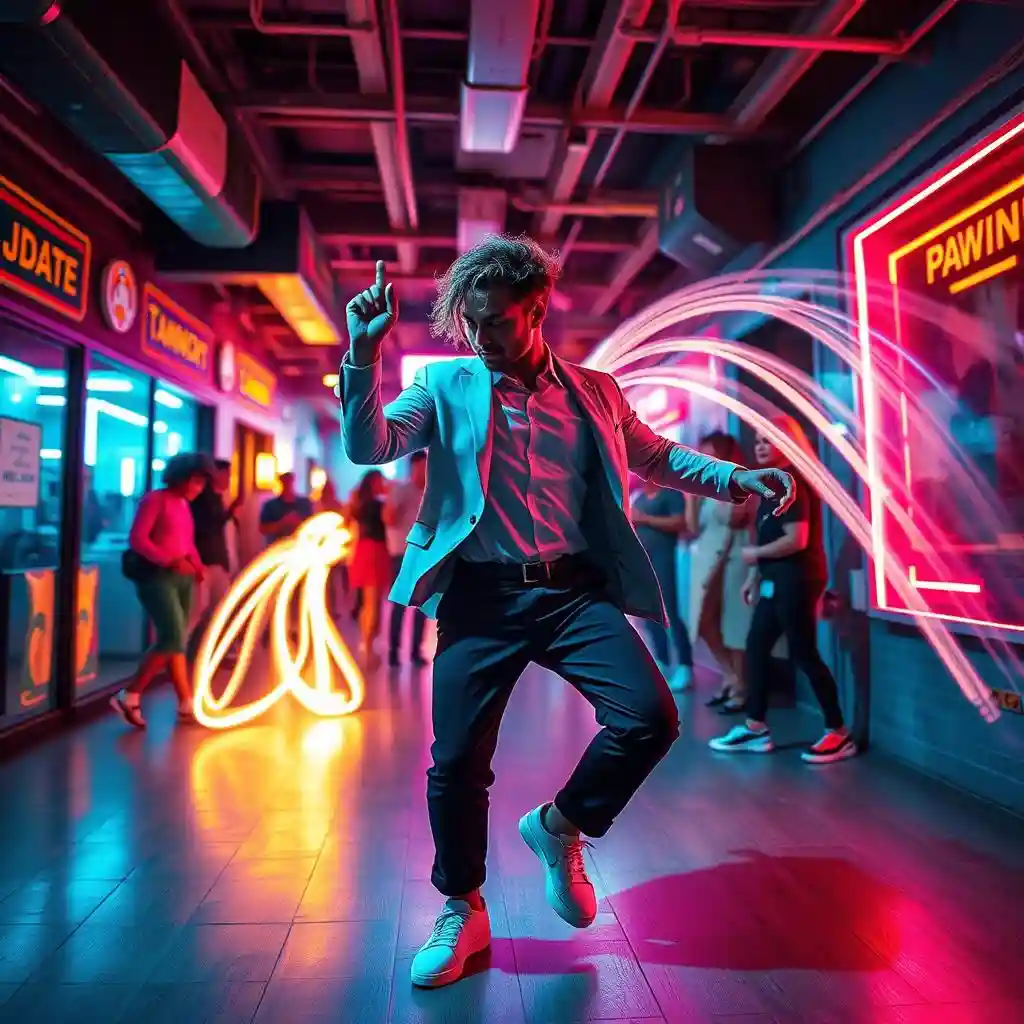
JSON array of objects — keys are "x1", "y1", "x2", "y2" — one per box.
[{"x1": 455, "y1": 553, "x2": 601, "y2": 588}]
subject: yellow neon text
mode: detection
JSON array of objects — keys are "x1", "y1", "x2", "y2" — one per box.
[{"x1": 1, "y1": 221, "x2": 80, "y2": 296}]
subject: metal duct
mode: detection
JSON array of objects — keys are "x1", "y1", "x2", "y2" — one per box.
[
  {"x1": 461, "y1": 0, "x2": 542, "y2": 153},
  {"x1": 458, "y1": 189, "x2": 507, "y2": 253}
]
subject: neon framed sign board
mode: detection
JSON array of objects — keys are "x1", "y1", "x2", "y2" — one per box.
[{"x1": 849, "y1": 111, "x2": 1024, "y2": 633}]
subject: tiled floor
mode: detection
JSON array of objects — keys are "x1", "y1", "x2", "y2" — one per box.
[{"x1": 0, "y1": 658, "x2": 1022, "y2": 1023}]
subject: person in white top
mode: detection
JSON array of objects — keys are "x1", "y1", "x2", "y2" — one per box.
[
  {"x1": 384, "y1": 451, "x2": 428, "y2": 665},
  {"x1": 337, "y1": 239, "x2": 795, "y2": 990}
]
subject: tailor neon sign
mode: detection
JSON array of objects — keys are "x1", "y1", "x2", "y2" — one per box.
[
  {"x1": 850, "y1": 110, "x2": 1024, "y2": 632},
  {"x1": 193, "y1": 512, "x2": 364, "y2": 729},
  {"x1": 141, "y1": 283, "x2": 212, "y2": 384}
]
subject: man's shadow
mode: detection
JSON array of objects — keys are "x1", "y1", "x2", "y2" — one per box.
[{"x1": 497, "y1": 850, "x2": 901, "y2": 975}]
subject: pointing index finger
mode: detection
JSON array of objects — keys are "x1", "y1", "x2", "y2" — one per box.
[{"x1": 375, "y1": 260, "x2": 386, "y2": 291}]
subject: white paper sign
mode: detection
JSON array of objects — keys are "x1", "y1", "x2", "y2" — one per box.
[{"x1": 0, "y1": 416, "x2": 42, "y2": 508}]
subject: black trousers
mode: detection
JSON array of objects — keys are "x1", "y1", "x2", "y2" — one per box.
[
  {"x1": 744, "y1": 574, "x2": 844, "y2": 731},
  {"x1": 388, "y1": 556, "x2": 426, "y2": 657},
  {"x1": 427, "y1": 564, "x2": 679, "y2": 897}
]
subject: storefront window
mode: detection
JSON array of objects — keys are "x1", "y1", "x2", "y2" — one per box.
[
  {"x1": 850, "y1": 112, "x2": 1024, "y2": 632},
  {"x1": 151, "y1": 379, "x2": 200, "y2": 487},
  {"x1": 78, "y1": 354, "x2": 151, "y2": 694},
  {"x1": 0, "y1": 321, "x2": 67, "y2": 722}
]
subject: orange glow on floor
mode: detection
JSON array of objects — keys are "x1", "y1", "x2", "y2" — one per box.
[{"x1": 192, "y1": 512, "x2": 365, "y2": 729}]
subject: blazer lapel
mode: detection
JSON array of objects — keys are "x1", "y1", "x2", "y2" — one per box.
[
  {"x1": 553, "y1": 356, "x2": 624, "y2": 504},
  {"x1": 458, "y1": 360, "x2": 494, "y2": 496}
]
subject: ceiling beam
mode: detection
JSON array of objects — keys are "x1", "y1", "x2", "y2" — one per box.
[
  {"x1": 535, "y1": 0, "x2": 657, "y2": 239},
  {"x1": 591, "y1": 220, "x2": 660, "y2": 316},
  {"x1": 321, "y1": 232, "x2": 634, "y2": 252},
  {"x1": 728, "y1": 0, "x2": 870, "y2": 129},
  {"x1": 238, "y1": 93, "x2": 747, "y2": 136}
]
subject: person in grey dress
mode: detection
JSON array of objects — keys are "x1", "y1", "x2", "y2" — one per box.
[{"x1": 686, "y1": 431, "x2": 755, "y2": 712}]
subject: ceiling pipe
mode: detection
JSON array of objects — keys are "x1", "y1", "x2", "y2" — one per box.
[
  {"x1": 792, "y1": 0, "x2": 962, "y2": 155},
  {"x1": 535, "y1": 0, "x2": 657, "y2": 240},
  {"x1": 249, "y1": 0, "x2": 372, "y2": 37},
  {"x1": 728, "y1": 0, "x2": 869, "y2": 129},
  {"x1": 624, "y1": 26, "x2": 907, "y2": 55},
  {"x1": 322, "y1": 232, "x2": 633, "y2": 251},
  {"x1": 512, "y1": 197, "x2": 659, "y2": 218},
  {"x1": 247, "y1": 97, "x2": 742, "y2": 135}
]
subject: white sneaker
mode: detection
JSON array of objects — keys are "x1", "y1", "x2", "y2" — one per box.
[
  {"x1": 668, "y1": 665, "x2": 693, "y2": 692},
  {"x1": 709, "y1": 724, "x2": 774, "y2": 754},
  {"x1": 410, "y1": 898, "x2": 491, "y2": 988},
  {"x1": 518, "y1": 805, "x2": 597, "y2": 928}
]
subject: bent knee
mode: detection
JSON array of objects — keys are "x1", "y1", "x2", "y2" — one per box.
[{"x1": 624, "y1": 702, "x2": 679, "y2": 750}]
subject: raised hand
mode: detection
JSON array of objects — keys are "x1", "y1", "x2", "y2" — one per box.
[{"x1": 346, "y1": 260, "x2": 399, "y2": 365}]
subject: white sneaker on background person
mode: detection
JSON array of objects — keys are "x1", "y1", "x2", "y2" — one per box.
[
  {"x1": 709, "y1": 723, "x2": 774, "y2": 753},
  {"x1": 668, "y1": 665, "x2": 693, "y2": 692},
  {"x1": 518, "y1": 804, "x2": 597, "y2": 928},
  {"x1": 410, "y1": 898, "x2": 491, "y2": 988}
]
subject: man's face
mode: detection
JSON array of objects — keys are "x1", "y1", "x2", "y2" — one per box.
[
  {"x1": 279, "y1": 475, "x2": 296, "y2": 500},
  {"x1": 462, "y1": 284, "x2": 540, "y2": 372},
  {"x1": 213, "y1": 468, "x2": 230, "y2": 494}
]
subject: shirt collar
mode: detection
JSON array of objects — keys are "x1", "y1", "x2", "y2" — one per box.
[{"x1": 490, "y1": 346, "x2": 565, "y2": 389}]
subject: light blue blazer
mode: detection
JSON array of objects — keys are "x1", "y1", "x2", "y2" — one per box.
[{"x1": 338, "y1": 353, "x2": 741, "y2": 624}]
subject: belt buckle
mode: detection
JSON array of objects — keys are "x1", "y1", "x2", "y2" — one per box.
[{"x1": 521, "y1": 561, "x2": 547, "y2": 585}]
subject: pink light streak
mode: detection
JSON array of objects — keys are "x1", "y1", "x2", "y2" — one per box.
[{"x1": 587, "y1": 272, "x2": 1023, "y2": 721}]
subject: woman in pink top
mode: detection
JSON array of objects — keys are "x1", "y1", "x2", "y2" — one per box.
[{"x1": 110, "y1": 454, "x2": 209, "y2": 729}]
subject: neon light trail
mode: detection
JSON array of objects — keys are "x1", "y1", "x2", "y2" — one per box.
[
  {"x1": 587, "y1": 269, "x2": 1022, "y2": 723},
  {"x1": 193, "y1": 511, "x2": 365, "y2": 729}
]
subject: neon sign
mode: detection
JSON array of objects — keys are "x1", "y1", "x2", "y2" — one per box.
[
  {"x1": 850, "y1": 110, "x2": 1024, "y2": 632},
  {"x1": 193, "y1": 512, "x2": 364, "y2": 729},
  {"x1": 0, "y1": 176, "x2": 90, "y2": 322},
  {"x1": 141, "y1": 283, "x2": 212, "y2": 384},
  {"x1": 237, "y1": 351, "x2": 276, "y2": 409}
]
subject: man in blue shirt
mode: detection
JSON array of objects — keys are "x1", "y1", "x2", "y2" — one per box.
[{"x1": 259, "y1": 471, "x2": 313, "y2": 545}]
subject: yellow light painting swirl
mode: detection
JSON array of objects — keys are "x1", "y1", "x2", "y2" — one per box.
[{"x1": 193, "y1": 511, "x2": 365, "y2": 729}]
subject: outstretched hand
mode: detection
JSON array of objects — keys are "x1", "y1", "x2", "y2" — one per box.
[
  {"x1": 732, "y1": 467, "x2": 796, "y2": 517},
  {"x1": 346, "y1": 260, "x2": 399, "y2": 364}
]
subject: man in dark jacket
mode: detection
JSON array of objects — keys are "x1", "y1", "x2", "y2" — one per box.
[{"x1": 187, "y1": 458, "x2": 239, "y2": 656}]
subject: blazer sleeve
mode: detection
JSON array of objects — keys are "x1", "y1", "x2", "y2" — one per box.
[
  {"x1": 610, "y1": 377, "x2": 744, "y2": 500},
  {"x1": 337, "y1": 355, "x2": 436, "y2": 465}
]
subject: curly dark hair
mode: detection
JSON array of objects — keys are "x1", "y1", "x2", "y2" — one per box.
[
  {"x1": 163, "y1": 452, "x2": 212, "y2": 489},
  {"x1": 428, "y1": 233, "x2": 562, "y2": 346}
]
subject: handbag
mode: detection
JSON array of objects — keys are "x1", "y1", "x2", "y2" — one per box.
[{"x1": 121, "y1": 548, "x2": 161, "y2": 582}]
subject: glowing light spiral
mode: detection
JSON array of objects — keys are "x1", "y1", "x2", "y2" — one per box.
[{"x1": 193, "y1": 512, "x2": 365, "y2": 729}]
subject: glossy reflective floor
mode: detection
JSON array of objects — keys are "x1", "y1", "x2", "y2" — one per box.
[{"x1": 1, "y1": 660, "x2": 1022, "y2": 1023}]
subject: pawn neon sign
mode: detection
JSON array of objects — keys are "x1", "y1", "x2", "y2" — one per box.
[{"x1": 193, "y1": 512, "x2": 365, "y2": 729}]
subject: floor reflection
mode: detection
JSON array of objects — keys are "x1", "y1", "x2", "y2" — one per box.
[{"x1": 0, "y1": 664, "x2": 1021, "y2": 1022}]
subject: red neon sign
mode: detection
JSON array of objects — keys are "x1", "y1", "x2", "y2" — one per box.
[{"x1": 849, "y1": 111, "x2": 1024, "y2": 633}]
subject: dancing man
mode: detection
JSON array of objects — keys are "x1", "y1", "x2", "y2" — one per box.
[{"x1": 336, "y1": 236, "x2": 794, "y2": 989}]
